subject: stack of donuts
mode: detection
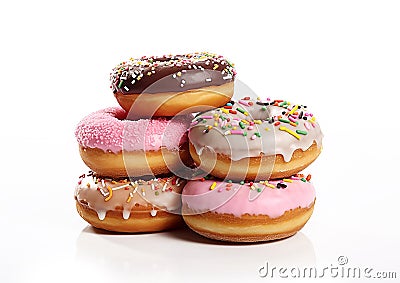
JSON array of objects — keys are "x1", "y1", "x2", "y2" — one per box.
[
  {"x1": 74, "y1": 52, "x2": 324, "y2": 242},
  {"x1": 182, "y1": 97, "x2": 323, "y2": 242},
  {"x1": 74, "y1": 52, "x2": 235, "y2": 233}
]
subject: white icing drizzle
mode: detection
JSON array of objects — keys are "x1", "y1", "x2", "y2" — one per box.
[
  {"x1": 97, "y1": 210, "x2": 106, "y2": 221},
  {"x1": 122, "y1": 209, "x2": 131, "y2": 220},
  {"x1": 189, "y1": 98, "x2": 323, "y2": 162},
  {"x1": 75, "y1": 173, "x2": 184, "y2": 221}
]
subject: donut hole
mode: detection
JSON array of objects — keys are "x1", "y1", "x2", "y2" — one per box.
[
  {"x1": 242, "y1": 104, "x2": 281, "y2": 121},
  {"x1": 152, "y1": 56, "x2": 179, "y2": 63}
]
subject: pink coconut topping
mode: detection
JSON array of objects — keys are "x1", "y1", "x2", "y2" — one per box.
[{"x1": 75, "y1": 107, "x2": 191, "y2": 153}]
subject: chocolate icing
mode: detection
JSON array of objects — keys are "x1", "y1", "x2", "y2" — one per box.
[{"x1": 110, "y1": 52, "x2": 236, "y2": 94}]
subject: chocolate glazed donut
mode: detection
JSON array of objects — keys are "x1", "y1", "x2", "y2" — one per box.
[{"x1": 110, "y1": 52, "x2": 236, "y2": 117}]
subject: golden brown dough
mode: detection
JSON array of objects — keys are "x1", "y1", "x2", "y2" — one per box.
[
  {"x1": 189, "y1": 142, "x2": 321, "y2": 181},
  {"x1": 76, "y1": 201, "x2": 183, "y2": 233},
  {"x1": 79, "y1": 145, "x2": 191, "y2": 178},
  {"x1": 114, "y1": 82, "x2": 233, "y2": 116},
  {"x1": 182, "y1": 203, "x2": 315, "y2": 242}
]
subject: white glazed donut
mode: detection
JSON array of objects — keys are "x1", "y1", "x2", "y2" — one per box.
[
  {"x1": 75, "y1": 172, "x2": 186, "y2": 232},
  {"x1": 188, "y1": 97, "x2": 323, "y2": 180}
]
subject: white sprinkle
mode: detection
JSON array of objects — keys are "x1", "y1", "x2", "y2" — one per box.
[
  {"x1": 131, "y1": 80, "x2": 135, "y2": 85},
  {"x1": 151, "y1": 183, "x2": 155, "y2": 190},
  {"x1": 131, "y1": 182, "x2": 138, "y2": 193},
  {"x1": 205, "y1": 78, "x2": 212, "y2": 82},
  {"x1": 181, "y1": 79, "x2": 186, "y2": 84},
  {"x1": 150, "y1": 209, "x2": 157, "y2": 217},
  {"x1": 162, "y1": 182, "x2": 168, "y2": 192},
  {"x1": 112, "y1": 184, "x2": 130, "y2": 191},
  {"x1": 180, "y1": 84, "x2": 184, "y2": 87},
  {"x1": 101, "y1": 179, "x2": 105, "y2": 188},
  {"x1": 223, "y1": 74, "x2": 233, "y2": 80},
  {"x1": 99, "y1": 188, "x2": 109, "y2": 197}
]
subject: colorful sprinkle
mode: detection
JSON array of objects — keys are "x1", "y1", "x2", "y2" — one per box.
[
  {"x1": 126, "y1": 192, "x2": 134, "y2": 203},
  {"x1": 296, "y1": 130, "x2": 308, "y2": 135},
  {"x1": 210, "y1": 182, "x2": 217, "y2": 190},
  {"x1": 278, "y1": 118, "x2": 290, "y2": 124},
  {"x1": 230, "y1": 130, "x2": 244, "y2": 135},
  {"x1": 265, "y1": 183, "x2": 276, "y2": 189},
  {"x1": 289, "y1": 105, "x2": 298, "y2": 115},
  {"x1": 104, "y1": 186, "x2": 113, "y2": 202},
  {"x1": 239, "y1": 100, "x2": 250, "y2": 106},
  {"x1": 236, "y1": 107, "x2": 249, "y2": 116},
  {"x1": 279, "y1": 126, "x2": 301, "y2": 140}
]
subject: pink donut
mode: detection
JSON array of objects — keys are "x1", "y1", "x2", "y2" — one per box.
[
  {"x1": 75, "y1": 107, "x2": 192, "y2": 177},
  {"x1": 182, "y1": 175, "x2": 316, "y2": 242}
]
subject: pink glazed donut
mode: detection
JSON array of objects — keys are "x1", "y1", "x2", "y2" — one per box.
[
  {"x1": 75, "y1": 107, "x2": 192, "y2": 178},
  {"x1": 182, "y1": 174, "x2": 316, "y2": 242}
]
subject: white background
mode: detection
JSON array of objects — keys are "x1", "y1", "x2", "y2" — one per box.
[{"x1": 1, "y1": 0, "x2": 399, "y2": 282}]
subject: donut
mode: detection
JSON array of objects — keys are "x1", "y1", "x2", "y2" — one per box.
[
  {"x1": 188, "y1": 97, "x2": 323, "y2": 181},
  {"x1": 182, "y1": 174, "x2": 315, "y2": 242},
  {"x1": 75, "y1": 171, "x2": 186, "y2": 232},
  {"x1": 109, "y1": 52, "x2": 236, "y2": 117},
  {"x1": 75, "y1": 107, "x2": 191, "y2": 178}
]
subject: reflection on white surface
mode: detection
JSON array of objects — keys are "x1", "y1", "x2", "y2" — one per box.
[{"x1": 76, "y1": 226, "x2": 315, "y2": 282}]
